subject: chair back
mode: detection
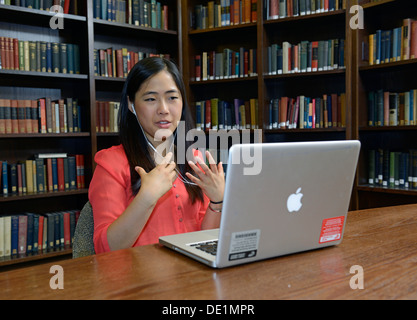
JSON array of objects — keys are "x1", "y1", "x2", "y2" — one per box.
[{"x1": 73, "y1": 201, "x2": 95, "y2": 258}]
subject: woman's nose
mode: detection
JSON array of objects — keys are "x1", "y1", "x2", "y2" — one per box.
[{"x1": 157, "y1": 99, "x2": 169, "y2": 114}]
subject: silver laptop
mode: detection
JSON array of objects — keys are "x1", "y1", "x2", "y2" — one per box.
[{"x1": 159, "y1": 140, "x2": 360, "y2": 268}]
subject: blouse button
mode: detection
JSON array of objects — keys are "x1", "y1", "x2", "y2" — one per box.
[
  {"x1": 179, "y1": 218, "x2": 183, "y2": 222},
  {"x1": 173, "y1": 184, "x2": 176, "y2": 188},
  {"x1": 178, "y1": 206, "x2": 181, "y2": 210},
  {"x1": 176, "y1": 194, "x2": 179, "y2": 198}
]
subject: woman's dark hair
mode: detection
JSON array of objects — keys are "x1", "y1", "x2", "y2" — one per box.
[{"x1": 118, "y1": 57, "x2": 203, "y2": 203}]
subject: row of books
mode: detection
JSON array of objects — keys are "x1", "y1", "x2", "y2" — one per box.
[
  {"x1": 93, "y1": 0, "x2": 169, "y2": 30},
  {"x1": 96, "y1": 100, "x2": 119, "y2": 133},
  {"x1": 94, "y1": 48, "x2": 170, "y2": 78},
  {"x1": 367, "y1": 90, "x2": 417, "y2": 127},
  {"x1": 192, "y1": 0, "x2": 257, "y2": 30},
  {"x1": 194, "y1": 48, "x2": 257, "y2": 81},
  {"x1": 2, "y1": 1, "x2": 76, "y2": 14},
  {"x1": 364, "y1": 18, "x2": 417, "y2": 66},
  {"x1": 0, "y1": 97, "x2": 82, "y2": 134},
  {"x1": 1, "y1": 154, "x2": 85, "y2": 196},
  {"x1": 368, "y1": 149, "x2": 417, "y2": 189},
  {"x1": 266, "y1": 39, "x2": 345, "y2": 75},
  {"x1": 195, "y1": 98, "x2": 259, "y2": 131},
  {"x1": 266, "y1": 93, "x2": 346, "y2": 129},
  {"x1": 0, "y1": 210, "x2": 80, "y2": 257},
  {"x1": 0, "y1": 37, "x2": 81, "y2": 74},
  {"x1": 264, "y1": 0, "x2": 346, "y2": 20}
]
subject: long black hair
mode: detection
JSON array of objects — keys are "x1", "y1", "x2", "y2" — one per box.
[{"x1": 118, "y1": 57, "x2": 204, "y2": 203}]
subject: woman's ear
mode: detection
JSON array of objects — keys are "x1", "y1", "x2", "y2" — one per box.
[
  {"x1": 128, "y1": 101, "x2": 134, "y2": 113},
  {"x1": 128, "y1": 102, "x2": 137, "y2": 117}
]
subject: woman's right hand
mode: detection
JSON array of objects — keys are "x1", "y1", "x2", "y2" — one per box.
[{"x1": 134, "y1": 152, "x2": 177, "y2": 206}]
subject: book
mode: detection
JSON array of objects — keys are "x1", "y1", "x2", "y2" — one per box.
[
  {"x1": 267, "y1": 93, "x2": 346, "y2": 129},
  {"x1": 195, "y1": 97, "x2": 259, "y2": 131},
  {"x1": 195, "y1": 47, "x2": 257, "y2": 81},
  {"x1": 368, "y1": 148, "x2": 417, "y2": 190},
  {"x1": 367, "y1": 89, "x2": 417, "y2": 127},
  {"x1": 0, "y1": 36, "x2": 80, "y2": 74}
]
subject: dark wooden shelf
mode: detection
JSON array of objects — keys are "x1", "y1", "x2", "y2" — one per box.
[
  {"x1": 189, "y1": 22, "x2": 257, "y2": 35},
  {"x1": 0, "y1": 69, "x2": 88, "y2": 80},
  {"x1": 357, "y1": 185, "x2": 417, "y2": 196},
  {"x1": 0, "y1": 247, "x2": 72, "y2": 268},
  {"x1": 94, "y1": 17, "x2": 177, "y2": 34},
  {"x1": 359, "y1": 126, "x2": 417, "y2": 131},
  {"x1": 0, "y1": 189, "x2": 89, "y2": 203},
  {"x1": 361, "y1": 0, "x2": 395, "y2": 9},
  {"x1": 264, "y1": 68, "x2": 346, "y2": 80},
  {"x1": 189, "y1": 75, "x2": 258, "y2": 85},
  {"x1": 0, "y1": 4, "x2": 86, "y2": 24},
  {"x1": 263, "y1": 9, "x2": 345, "y2": 25},
  {"x1": 0, "y1": 132, "x2": 90, "y2": 138},
  {"x1": 265, "y1": 127, "x2": 346, "y2": 134},
  {"x1": 359, "y1": 58, "x2": 417, "y2": 72}
]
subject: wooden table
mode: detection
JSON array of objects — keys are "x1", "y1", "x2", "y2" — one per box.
[{"x1": 1, "y1": 204, "x2": 417, "y2": 300}]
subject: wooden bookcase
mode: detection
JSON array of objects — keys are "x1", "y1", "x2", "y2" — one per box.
[
  {"x1": 181, "y1": 0, "x2": 355, "y2": 200},
  {"x1": 352, "y1": 0, "x2": 417, "y2": 209},
  {"x1": 3, "y1": 0, "x2": 417, "y2": 268},
  {"x1": 0, "y1": 0, "x2": 180, "y2": 267}
]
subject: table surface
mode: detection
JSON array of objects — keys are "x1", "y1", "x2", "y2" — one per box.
[{"x1": 1, "y1": 204, "x2": 417, "y2": 300}]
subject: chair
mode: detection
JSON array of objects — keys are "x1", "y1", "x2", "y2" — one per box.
[{"x1": 72, "y1": 201, "x2": 96, "y2": 258}]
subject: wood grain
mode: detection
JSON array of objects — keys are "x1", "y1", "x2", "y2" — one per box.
[{"x1": 1, "y1": 204, "x2": 417, "y2": 300}]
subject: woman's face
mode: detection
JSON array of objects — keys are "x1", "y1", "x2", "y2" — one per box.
[{"x1": 131, "y1": 69, "x2": 183, "y2": 145}]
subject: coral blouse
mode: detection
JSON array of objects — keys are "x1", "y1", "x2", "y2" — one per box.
[{"x1": 88, "y1": 144, "x2": 209, "y2": 253}]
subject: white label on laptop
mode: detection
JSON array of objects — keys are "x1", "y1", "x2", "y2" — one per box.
[{"x1": 228, "y1": 229, "x2": 260, "y2": 261}]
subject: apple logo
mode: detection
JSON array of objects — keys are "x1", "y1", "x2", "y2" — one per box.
[{"x1": 287, "y1": 187, "x2": 303, "y2": 212}]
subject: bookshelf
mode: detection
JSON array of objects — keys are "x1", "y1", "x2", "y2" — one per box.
[
  {"x1": 0, "y1": 0, "x2": 180, "y2": 267},
  {"x1": 353, "y1": 0, "x2": 417, "y2": 209},
  {"x1": 181, "y1": 0, "x2": 354, "y2": 200},
  {"x1": 3, "y1": 0, "x2": 417, "y2": 268}
]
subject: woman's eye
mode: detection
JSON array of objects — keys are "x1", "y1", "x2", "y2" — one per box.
[{"x1": 145, "y1": 98, "x2": 155, "y2": 102}]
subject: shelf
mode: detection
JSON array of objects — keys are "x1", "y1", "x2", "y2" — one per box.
[
  {"x1": 190, "y1": 75, "x2": 258, "y2": 85},
  {"x1": 0, "y1": 69, "x2": 88, "y2": 80},
  {"x1": 264, "y1": 69, "x2": 346, "y2": 80},
  {"x1": 264, "y1": 9, "x2": 345, "y2": 25},
  {"x1": 359, "y1": 58, "x2": 417, "y2": 72},
  {"x1": 0, "y1": 247, "x2": 72, "y2": 268},
  {"x1": 361, "y1": 0, "x2": 396, "y2": 9},
  {"x1": 0, "y1": 133, "x2": 90, "y2": 139},
  {"x1": 93, "y1": 18, "x2": 177, "y2": 38},
  {"x1": 357, "y1": 185, "x2": 417, "y2": 196},
  {"x1": 0, "y1": 189, "x2": 89, "y2": 203},
  {"x1": 0, "y1": 4, "x2": 86, "y2": 25},
  {"x1": 359, "y1": 126, "x2": 417, "y2": 131},
  {"x1": 265, "y1": 127, "x2": 346, "y2": 134},
  {"x1": 189, "y1": 22, "x2": 257, "y2": 35}
]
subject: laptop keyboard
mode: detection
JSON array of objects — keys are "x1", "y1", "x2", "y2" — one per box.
[{"x1": 189, "y1": 240, "x2": 218, "y2": 256}]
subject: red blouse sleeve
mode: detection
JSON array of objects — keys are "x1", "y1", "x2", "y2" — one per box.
[{"x1": 88, "y1": 145, "x2": 132, "y2": 253}]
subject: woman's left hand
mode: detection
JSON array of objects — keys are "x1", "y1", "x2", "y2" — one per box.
[{"x1": 186, "y1": 150, "x2": 225, "y2": 203}]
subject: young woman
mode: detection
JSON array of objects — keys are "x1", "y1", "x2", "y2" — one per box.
[{"x1": 89, "y1": 57, "x2": 225, "y2": 253}]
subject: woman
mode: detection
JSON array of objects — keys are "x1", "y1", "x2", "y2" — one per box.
[{"x1": 89, "y1": 57, "x2": 225, "y2": 253}]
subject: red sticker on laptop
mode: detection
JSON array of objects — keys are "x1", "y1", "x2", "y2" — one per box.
[{"x1": 319, "y1": 216, "x2": 345, "y2": 244}]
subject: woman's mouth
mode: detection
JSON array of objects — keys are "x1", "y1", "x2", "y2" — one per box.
[{"x1": 156, "y1": 121, "x2": 172, "y2": 129}]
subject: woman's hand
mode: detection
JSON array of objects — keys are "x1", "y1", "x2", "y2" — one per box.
[
  {"x1": 135, "y1": 152, "x2": 177, "y2": 206},
  {"x1": 186, "y1": 150, "x2": 225, "y2": 203}
]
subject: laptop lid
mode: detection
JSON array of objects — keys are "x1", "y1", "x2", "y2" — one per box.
[{"x1": 214, "y1": 140, "x2": 360, "y2": 268}]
